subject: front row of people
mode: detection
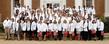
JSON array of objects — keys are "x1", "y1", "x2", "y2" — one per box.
[{"x1": 3, "y1": 17, "x2": 104, "y2": 41}]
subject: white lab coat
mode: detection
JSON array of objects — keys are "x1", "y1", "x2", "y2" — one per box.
[
  {"x1": 42, "y1": 23, "x2": 48, "y2": 32},
  {"x1": 7, "y1": 20, "x2": 13, "y2": 29},
  {"x1": 26, "y1": 21, "x2": 31, "y2": 31},
  {"x1": 21, "y1": 22, "x2": 26, "y2": 31},
  {"x1": 31, "y1": 21, "x2": 37, "y2": 31},
  {"x1": 91, "y1": 23, "x2": 97, "y2": 31},
  {"x1": 88, "y1": 20, "x2": 92, "y2": 30},
  {"x1": 11, "y1": 21, "x2": 19, "y2": 33},
  {"x1": 53, "y1": 24, "x2": 58, "y2": 32},
  {"x1": 48, "y1": 23, "x2": 54, "y2": 31},
  {"x1": 57, "y1": 23, "x2": 62, "y2": 31},
  {"x1": 70, "y1": 20, "x2": 77, "y2": 32},
  {"x1": 76, "y1": 20, "x2": 83, "y2": 32},
  {"x1": 83, "y1": 20, "x2": 88, "y2": 31},
  {"x1": 62, "y1": 23, "x2": 69, "y2": 31},
  {"x1": 37, "y1": 23, "x2": 43, "y2": 32},
  {"x1": 98, "y1": 21, "x2": 104, "y2": 31},
  {"x1": 3, "y1": 20, "x2": 8, "y2": 29}
]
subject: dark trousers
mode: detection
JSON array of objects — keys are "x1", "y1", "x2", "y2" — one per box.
[
  {"x1": 28, "y1": 30, "x2": 32, "y2": 40},
  {"x1": 58, "y1": 31, "x2": 63, "y2": 40},
  {"x1": 83, "y1": 31, "x2": 88, "y2": 40},
  {"x1": 88, "y1": 30, "x2": 92, "y2": 40},
  {"x1": 42, "y1": 32, "x2": 46, "y2": 40},
  {"x1": 96, "y1": 31, "x2": 104, "y2": 40}
]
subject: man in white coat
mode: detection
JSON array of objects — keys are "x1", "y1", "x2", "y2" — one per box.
[
  {"x1": 31, "y1": 20, "x2": 37, "y2": 40},
  {"x1": 96, "y1": 19, "x2": 104, "y2": 40},
  {"x1": 3, "y1": 18, "x2": 12, "y2": 40},
  {"x1": 20, "y1": 20, "x2": 27, "y2": 40}
]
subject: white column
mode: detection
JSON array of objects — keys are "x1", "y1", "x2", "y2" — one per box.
[
  {"x1": 92, "y1": 0, "x2": 95, "y2": 6},
  {"x1": 105, "y1": 0, "x2": 109, "y2": 17},
  {"x1": 84, "y1": 0, "x2": 86, "y2": 6},
  {"x1": 11, "y1": 0, "x2": 13, "y2": 17}
]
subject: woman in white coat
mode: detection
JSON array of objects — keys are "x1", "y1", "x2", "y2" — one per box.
[
  {"x1": 31, "y1": 20, "x2": 37, "y2": 40},
  {"x1": 20, "y1": 20, "x2": 26, "y2": 40}
]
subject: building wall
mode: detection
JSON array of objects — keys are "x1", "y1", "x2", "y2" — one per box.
[
  {"x1": 105, "y1": 0, "x2": 109, "y2": 17},
  {"x1": 32, "y1": 0, "x2": 40, "y2": 9},
  {"x1": 95, "y1": 0, "x2": 105, "y2": 17},
  {"x1": 66, "y1": 0, "x2": 74, "y2": 7},
  {"x1": 0, "y1": 0, "x2": 11, "y2": 22}
]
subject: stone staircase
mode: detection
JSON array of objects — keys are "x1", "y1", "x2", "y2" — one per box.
[{"x1": 0, "y1": 33, "x2": 5, "y2": 39}]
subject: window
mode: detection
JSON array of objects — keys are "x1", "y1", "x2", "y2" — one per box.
[
  {"x1": 13, "y1": 0, "x2": 20, "y2": 7},
  {"x1": 86, "y1": 0, "x2": 92, "y2": 7},
  {"x1": 47, "y1": 3, "x2": 52, "y2": 8},
  {"x1": 53, "y1": 3, "x2": 60, "y2": 8}
]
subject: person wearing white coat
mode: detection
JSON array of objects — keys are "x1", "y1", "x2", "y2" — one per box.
[
  {"x1": 37, "y1": 20, "x2": 43, "y2": 40},
  {"x1": 42, "y1": 21, "x2": 48, "y2": 40},
  {"x1": 26, "y1": 19, "x2": 31, "y2": 40},
  {"x1": 90, "y1": 20, "x2": 97, "y2": 39},
  {"x1": 57, "y1": 20, "x2": 63, "y2": 40},
  {"x1": 31, "y1": 20, "x2": 37, "y2": 39},
  {"x1": 53, "y1": 20, "x2": 58, "y2": 40},
  {"x1": 47, "y1": 20, "x2": 53, "y2": 40},
  {"x1": 11, "y1": 19, "x2": 21, "y2": 40},
  {"x1": 82, "y1": 19, "x2": 88, "y2": 40},
  {"x1": 20, "y1": 20, "x2": 26, "y2": 40},
  {"x1": 62, "y1": 20, "x2": 69, "y2": 40},
  {"x1": 3, "y1": 18, "x2": 12, "y2": 40},
  {"x1": 96, "y1": 19, "x2": 104, "y2": 40},
  {"x1": 75, "y1": 20, "x2": 83, "y2": 40},
  {"x1": 69, "y1": 19, "x2": 77, "y2": 40}
]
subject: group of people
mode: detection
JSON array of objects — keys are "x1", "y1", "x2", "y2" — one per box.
[{"x1": 3, "y1": 5, "x2": 104, "y2": 41}]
